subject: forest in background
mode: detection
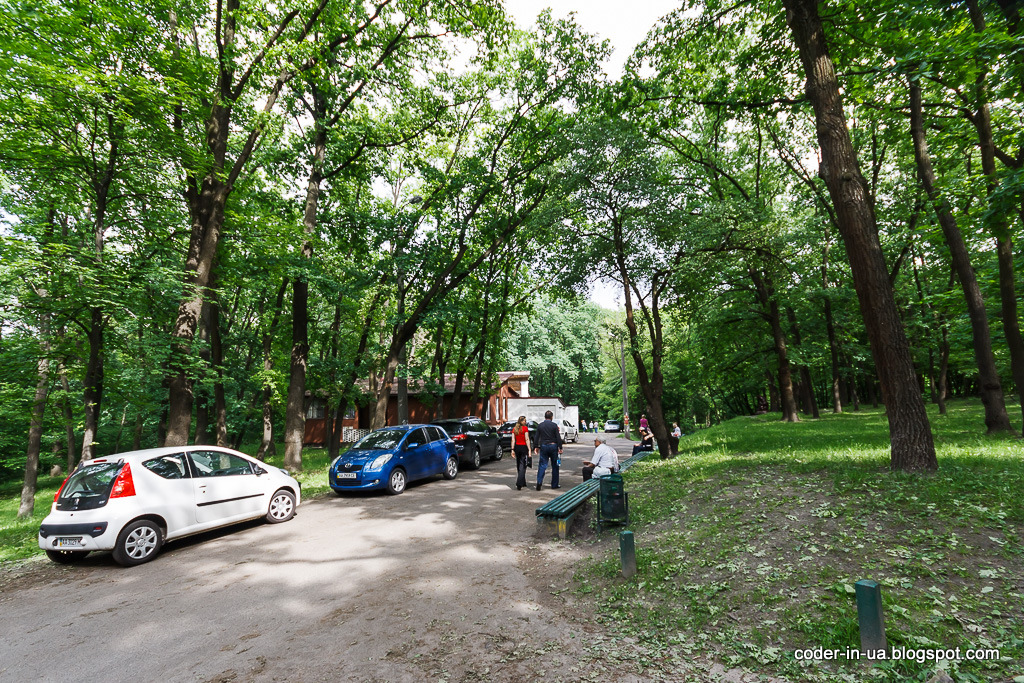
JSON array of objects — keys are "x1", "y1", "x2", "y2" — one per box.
[{"x1": 2, "y1": 0, "x2": 1023, "y2": 516}]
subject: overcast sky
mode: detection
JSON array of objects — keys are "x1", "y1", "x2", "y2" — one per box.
[
  {"x1": 503, "y1": 0, "x2": 680, "y2": 78},
  {"x1": 504, "y1": 1, "x2": 681, "y2": 308}
]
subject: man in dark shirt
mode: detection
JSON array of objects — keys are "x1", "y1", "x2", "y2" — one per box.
[{"x1": 533, "y1": 410, "x2": 563, "y2": 490}]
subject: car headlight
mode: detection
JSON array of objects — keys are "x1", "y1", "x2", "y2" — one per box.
[
  {"x1": 368, "y1": 453, "x2": 393, "y2": 470},
  {"x1": 329, "y1": 456, "x2": 342, "y2": 469}
]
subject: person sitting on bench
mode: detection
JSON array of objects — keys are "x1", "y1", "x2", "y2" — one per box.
[
  {"x1": 631, "y1": 427, "x2": 654, "y2": 456},
  {"x1": 583, "y1": 436, "x2": 619, "y2": 480}
]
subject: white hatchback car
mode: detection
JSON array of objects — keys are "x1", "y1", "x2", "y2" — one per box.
[
  {"x1": 38, "y1": 446, "x2": 300, "y2": 567},
  {"x1": 560, "y1": 420, "x2": 579, "y2": 443}
]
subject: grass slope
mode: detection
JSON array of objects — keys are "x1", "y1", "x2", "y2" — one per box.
[{"x1": 574, "y1": 401, "x2": 1023, "y2": 682}]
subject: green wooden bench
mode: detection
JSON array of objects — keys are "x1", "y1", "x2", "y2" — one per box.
[{"x1": 535, "y1": 450, "x2": 651, "y2": 539}]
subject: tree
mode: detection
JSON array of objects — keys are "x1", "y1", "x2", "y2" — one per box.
[
  {"x1": 908, "y1": 75, "x2": 1013, "y2": 434},
  {"x1": 782, "y1": 0, "x2": 937, "y2": 471}
]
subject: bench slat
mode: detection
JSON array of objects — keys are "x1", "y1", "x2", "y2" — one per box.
[{"x1": 535, "y1": 451, "x2": 650, "y2": 520}]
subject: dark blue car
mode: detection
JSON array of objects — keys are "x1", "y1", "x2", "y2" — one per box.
[{"x1": 329, "y1": 425, "x2": 459, "y2": 495}]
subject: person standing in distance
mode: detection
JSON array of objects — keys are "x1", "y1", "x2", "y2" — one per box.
[
  {"x1": 511, "y1": 415, "x2": 532, "y2": 490},
  {"x1": 670, "y1": 422, "x2": 681, "y2": 455},
  {"x1": 533, "y1": 410, "x2": 563, "y2": 490}
]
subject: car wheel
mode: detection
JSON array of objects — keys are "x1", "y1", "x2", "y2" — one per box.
[
  {"x1": 492, "y1": 444, "x2": 503, "y2": 461},
  {"x1": 387, "y1": 468, "x2": 407, "y2": 495},
  {"x1": 443, "y1": 456, "x2": 459, "y2": 480},
  {"x1": 468, "y1": 445, "x2": 481, "y2": 470},
  {"x1": 266, "y1": 489, "x2": 296, "y2": 523},
  {"x1": 112, "y1": 519, "x2": 163, "y2": 567},
  {"x1": 45, "y1": 549, "x2": 89, "y2": 564}
]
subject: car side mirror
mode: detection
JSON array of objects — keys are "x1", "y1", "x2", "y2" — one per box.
[
  {"x1": 253, "y1": 466, "x2": 266, "y2": 476},
  {"x1": 405, "y1": 441, "x2": 420, "y2": 450}
]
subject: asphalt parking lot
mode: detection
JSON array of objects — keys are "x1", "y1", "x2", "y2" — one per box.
[{"x1": 0, "y1": 434, "x2": 631, "y2": 683}]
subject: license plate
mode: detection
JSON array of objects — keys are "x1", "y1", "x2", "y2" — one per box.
[
  {"x1": 56, "y1": 537, "x2": 83, "y2": 548},
  {"x1": 336, "y1": 472, "x2": 357, "y2": 479}
]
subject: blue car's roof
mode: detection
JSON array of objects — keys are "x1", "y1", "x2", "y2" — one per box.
[{"x1": 377, "y1": 424, "x2": 430, "y2": 432}]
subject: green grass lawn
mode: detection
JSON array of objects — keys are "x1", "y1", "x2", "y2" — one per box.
[
  {"x1": 572, "y1": 400, "x2": 1024, "y2": 682},
  {"x1": 0, "y1": 443, "x2": 339, "y2": 564}
]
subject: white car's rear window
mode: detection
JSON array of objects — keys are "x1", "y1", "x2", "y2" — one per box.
[{"x1": 57, "y1": 462, "x2": 123, "y2": 510}]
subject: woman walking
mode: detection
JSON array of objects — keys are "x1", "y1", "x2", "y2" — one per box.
[{"x1": 512, "y1": 416, "x2": 532, "y2": 490}]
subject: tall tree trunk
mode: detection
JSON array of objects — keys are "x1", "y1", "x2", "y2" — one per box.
[
  {"x1": 210, "y1": 298, "x2": 228, "y2": 446},
  {"x1": 80, "y1": 121, "x2": 117, "y2": 460},
  {"x1": 59, "y1": 363, "x2": 76, "y2": 471},
  {"x1": 995, "y1": 237, "x2": 1024, "y2": 426},
  {"x1": 824, "y1": 297, "x2": 842, "y2": 413},
  {"x1": 194, "y1": 395, "x2": 210, "y2": 445},
  {"x1": 911, "y1": 245, "x2": 952, "y2": 415},
  {"x1": 750, "y1": 269, "x2": 799, "y2": 422},
  {"x1": 616, "y1": 256, "x2": 671, "y2": 458},
  {"x1": 323, "y1": 299, "x2": 343, "y2": 452},
  {"x1": 283, "y1": 91, "x2": 327, "y2": 472},
  {"x1": 257, "y1": 278, "x2": 288, "y2": 461},
  {"x1": 786, "y1": 307, "x2": 819, "y2": 418},
  {"x1": 112, "y1": 405, "x2": 128, "y2": 453},
  {"x1": 937, "y1": 327, "x2": 950, "y2": 415},
  {"x1": 783, "y1": 0, "x2": 937, "y2": 471},
  {"x1": 766, "y1": 369, "x2": 781, "y2": 412},
  {"x1": 821, "y1": 243, "x2": 843, "y2": 413},
  {"x1": 448, "y1": 332, "x2": 469, "y2": 419},
  {"x1": 164, "y1": 0, "x2": 297, "y2": 445},
  {"x1": 19, "y1": 333, "x2": 50, "y2": 519},
  {"x1": 331, "y1": 288, "x2": 383, "y2": 458},
  {"x1": 372, "y1": 353, "x2": 400, "y2": 428},
  {"x1": 966, "y1": 0, "x2": 1024, "y2": 429},
  {"x1": 133, "y1": 412, "x2": 144, "y2": 450},
  {"x1": 80, "y1": 307, "x2": 104, "y2": 460},
  {"x1": 909, "y1": 77, "x2": 1013, "y2": 434},
  {"x1": 397, "y1": 340, "x2": 409, "y2": 424}
]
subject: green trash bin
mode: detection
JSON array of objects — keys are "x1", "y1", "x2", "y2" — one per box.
[{"x1": 598, "y1": 473, "x2": 628, "y2": 529}]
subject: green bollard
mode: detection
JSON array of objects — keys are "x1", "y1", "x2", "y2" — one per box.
[
  {"x1": 855, "y1": 579, "x2": 887, "y2": 654},
  {"x1": 620, "y1": 530, "x2": 636, "y2": 578}
]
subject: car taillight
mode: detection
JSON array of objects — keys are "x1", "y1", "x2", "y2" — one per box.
[
  {"x1": 53, "y1": 475, "x2": 70, "y2": 503},
  {"x1": 110, "y1": 463, "x2": 136, "y2": 498},
  {"x1": 451, "y1": 434, "x2": 466, "y2": 441}
]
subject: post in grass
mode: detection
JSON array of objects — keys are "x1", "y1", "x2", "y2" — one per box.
[
  {"x1": 620, "y1": 530, "x2": 637, "y2": 578},
  {"x1": 855, "y1": 579, "x2": 887, "y2": 654}
]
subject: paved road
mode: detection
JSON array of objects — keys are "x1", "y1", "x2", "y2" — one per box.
[{"x1": 1, "y1": 433, "x2": 633, "y2": 683}]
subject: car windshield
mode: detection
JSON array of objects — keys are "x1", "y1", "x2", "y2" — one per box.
[
  {"x1": 351, "y1": 430, "x2": 406, "y2": 450},
  {"x1": 433, "y1": 422, "x2": 463, "y2": 434},
  {"x1": 57, "y1": 461, "x2": 123, "y2": 510}
]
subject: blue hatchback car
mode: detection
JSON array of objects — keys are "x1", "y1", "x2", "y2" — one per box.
[{"x1": 329, "y1": 425, "x2": 459, "y2": 495}]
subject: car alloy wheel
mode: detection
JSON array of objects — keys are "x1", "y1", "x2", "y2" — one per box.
[
  {"x1": 493, "y1": 444, "x2": 503, "y2": 461},
  {"x1": 469, "y1": 446, "x2": 481, "y2": 470},
  {"x1": 443, "y1": 456, "x2": 459, "y2": 480},
  {"x1": 387, "y1": 468, "x2": 407, "y2": 495},
  {"x1": 113, "y1": 519, "x2": 163, "y2": 567},
  {"x1": 266, "y1": 489, "x2": 296, "y2": 523}
]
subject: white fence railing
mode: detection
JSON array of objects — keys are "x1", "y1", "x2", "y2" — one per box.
[{"x1": 342, "y1": 427, "x2": 371, "y2": 443}]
